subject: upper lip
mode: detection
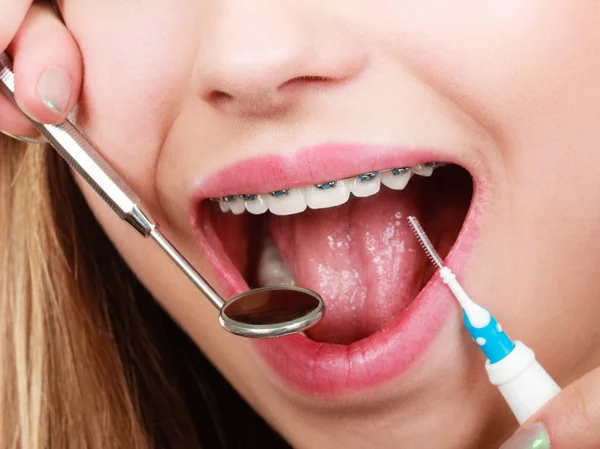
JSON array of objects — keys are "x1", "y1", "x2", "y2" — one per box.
[{"x1": 190, "y1": 143, "x2": 464, "y2": 205}]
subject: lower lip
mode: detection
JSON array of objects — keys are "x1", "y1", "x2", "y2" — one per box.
[{"x1": 254, "y1": 282, "x2": 455, "y2": 395}]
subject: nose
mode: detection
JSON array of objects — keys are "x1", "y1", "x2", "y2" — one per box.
[{"x1": 193, "y1": 2, "x2": 367, "y2": 116}]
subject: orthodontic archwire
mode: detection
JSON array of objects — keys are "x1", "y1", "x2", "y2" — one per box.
[
  {"x1": 209, "y1": 163, "x2": 439, "y2": 204},
  {"x1": 407, "y1": 216, "x2": 561, "y2": 425}
]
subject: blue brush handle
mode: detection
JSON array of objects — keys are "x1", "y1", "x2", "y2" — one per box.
[{"x1": 463, "y1": 310, "x2": 515, "y2": 363}]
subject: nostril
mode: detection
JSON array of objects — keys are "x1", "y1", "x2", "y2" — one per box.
[
  {"x1": 292, "y1": 75, "x2": 331, "y2": 82},
  {"x1": 208, "y1": 76, "x2": 333, "y2": 102},
  {"x1": 206, "y1": 90, "x2": 234, "y2": 104},
  {"x1": 279, "y1": 75, "x2": 335, "y2": 91}
]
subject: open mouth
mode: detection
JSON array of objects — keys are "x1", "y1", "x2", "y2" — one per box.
[{"x1": 192, "y1": 144, "x2": 476, "y2": 393}]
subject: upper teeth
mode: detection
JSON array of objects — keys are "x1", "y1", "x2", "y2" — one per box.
[{"x1": 213, "y1": 163, "x2": 440, "y2": 216}]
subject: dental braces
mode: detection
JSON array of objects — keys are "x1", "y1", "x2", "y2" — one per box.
[
  {"x1": 212, "y1": 163, "x2": 438, "y2": 203},
  {"x1": 211, "y1": 162, "x2": 441, "y2": 216}
]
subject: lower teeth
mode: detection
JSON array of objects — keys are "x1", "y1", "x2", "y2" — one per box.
[{"x1": 257, "y1": 238, "x2": 294, "y2": 287}]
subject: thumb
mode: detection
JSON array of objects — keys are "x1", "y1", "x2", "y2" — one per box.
[
  {"x1": 500, "y1": 365, "x2": 600, "y2": 449},
  {"x1": 1, "y1": 2, "x2": 81, "y2": 140},
  {"x1": 10, "y1": 3, "x2": 82, "y2": 124}
]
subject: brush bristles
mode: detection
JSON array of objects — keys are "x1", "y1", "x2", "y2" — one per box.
[
  {"x1": 417, "y1": 237, "x2": 442, "y2": 267},
  {"x1": 407, "y1": 216, "x2": 444, "y2": 269}
]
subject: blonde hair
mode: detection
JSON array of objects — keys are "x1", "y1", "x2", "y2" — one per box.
[{"x1": 0, "y1": 137, "x2": 147, "y2": 447}]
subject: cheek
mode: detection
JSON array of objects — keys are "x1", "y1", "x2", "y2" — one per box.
[
  {"x1": 62, "y1": 2, "x2": 199, "y2": 204},
  {"x1": 371, "y1": 0, "x2": 600, "y2": 149}
]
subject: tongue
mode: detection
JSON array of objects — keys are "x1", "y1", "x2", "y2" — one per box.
[{"x1": 269, "y1": 188, "x2": 428, "y2": 345}]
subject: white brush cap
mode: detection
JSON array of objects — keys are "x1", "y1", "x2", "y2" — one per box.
[{"x1": 485, "y1": 341, "x2": 561, "y2": 424}]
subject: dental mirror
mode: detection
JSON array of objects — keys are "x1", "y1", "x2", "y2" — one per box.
[
  {"x1": 0, "y1": 52, "x2": 324, "y2": 339},
  {"x1": 220, "y1": 286, "x2": 323, "y2": 337}
]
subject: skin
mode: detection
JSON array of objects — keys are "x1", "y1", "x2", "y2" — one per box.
[{"x1": 2, "y1": 1, "x2": 600, "y2": 448}]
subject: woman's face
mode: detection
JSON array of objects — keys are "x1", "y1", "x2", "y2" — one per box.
[{"x1": 62, "y1": 1, "x2": 600, "y2": 447}]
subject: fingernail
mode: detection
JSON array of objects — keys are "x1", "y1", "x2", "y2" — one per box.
[
  {"x1": 37, "y1": 66, "x2": 72, "y2": 114},
  {"x1": 499, "y1": 423, "x2": 550, "y2": 449}
]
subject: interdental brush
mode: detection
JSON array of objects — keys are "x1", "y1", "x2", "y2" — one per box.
[{"x1": 407, "y1": 216, "x2": 561, "y2": 425}]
